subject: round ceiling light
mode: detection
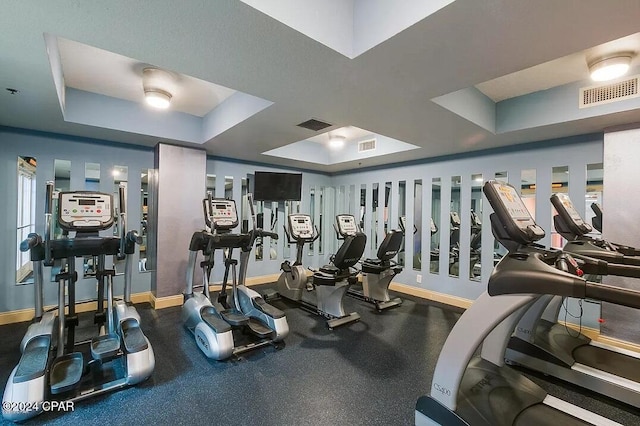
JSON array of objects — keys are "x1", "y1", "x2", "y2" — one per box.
[
  {"x1": 328, "y1": 135, "x2": 346, "y2": 149},
  {"x1": 144, "y1": 89, "x2": 172, "y2": 109},
  {"x1": 142, "y1": 67, "x2": 174, "y2": 110},
  {"x1": 589, "y1": 54, "x2": 633, "y2": 82}
]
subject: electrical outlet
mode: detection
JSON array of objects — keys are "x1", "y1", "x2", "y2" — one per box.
[{"x1": 416, "y1": 274, "x2": 422, "y2": 283}]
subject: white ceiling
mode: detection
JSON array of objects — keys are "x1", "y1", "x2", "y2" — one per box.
[
  {"x1": 2, "y1": 1, "x2": 640, "y2": 173},
  {"x1": 58, "y1": 37, "x2": 236, "y2": 117}
]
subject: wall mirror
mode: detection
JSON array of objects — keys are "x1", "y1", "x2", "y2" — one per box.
[
  {"x1": 16, "y1": 156, "x2": 37, "y2": 285},
  {"x1": 82, "y1": 163, "x2": 101, "y2": 278},
  {"x1": 112, "y1": 165, "x2": 128, "y2": 239},
  {"x1": 550, "y1": 166, "x2": 569, "y2": 248},
  {"x1": 139, "y1": 170, "x2": 152, "y2": 273},
  {"x1": 469, "y1": 174, "x2": 483, "y2": 281},
  {"x1": 449, "y1": 176, "x2": 461, "y2": 277},
  {"x1": 413, "y1": 179, "x2": 422, "y2": 271},
  {"x1": 430, "y1": 177, "x2": 441, "y2": 273},
  {"x1": 359, "y1": 184, "x2": 366, "y2": 233},
  {"x1": 53, "y1": 159, "x2": 71, "y2": 241},
  {"x1": 371, "y1": 183, "x2": 379, "y2": 251},
  {"x1": 586, "y1": 163, "x2": 603, "y2": 236},
  {"x1": 206, "y1": 174, "x2": 216, "y2": 198},
  {"x1": 308, "y1": 186, "x2": 315, "y2": 256},
  {"x1": 493, "y1": 171, "x2": 508, "y2": 262},
  {"x1": 241, "y1": 177, "x2": 249, "y2": 233},
  {"x1": 384, "y1": 182, "x2": 392, "y2": 236},
  {"x1": 397, "y1": 181, "x2": 406, "y2": 266},
  {"x1": 318, "y1": 187, "x2": 324, "y2": 255}
]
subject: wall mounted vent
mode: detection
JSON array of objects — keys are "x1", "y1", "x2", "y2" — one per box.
[
  {"x1": 580, "y1": 76, "x2": 639, "y2": 108},
  {"x1": 358, "y1": 138, "x2": 376, "y2": 152},
  {"x1": 296, "y1": 118, "x2": 333, "y2": 131}
]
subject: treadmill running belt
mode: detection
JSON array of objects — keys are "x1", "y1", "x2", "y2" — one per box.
[
  {"x1": 514, "y1": 404, "x2": 590, "y2": 426},
  {"x1": 573, "y1": 345, "x2": 640, "y2": 381}
]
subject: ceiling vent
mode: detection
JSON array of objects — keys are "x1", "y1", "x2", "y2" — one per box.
[
  {"x1": 580, "y1": 76, "x2": 639, "y2": 108},
  {"x1": 296, "y1": 118, "x2": 333, "y2": 131},
  {"x1": 358, "y1": 138, "x2": 377, "y2": 153}
]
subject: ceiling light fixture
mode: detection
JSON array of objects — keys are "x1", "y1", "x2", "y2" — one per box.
[
  {"x1": 142, "y1": 67, "x2": 174, "y2": 110},
  {"x1": 588, "y1": 53, "x2": 633, "y2": 82},
  {"x1": 328, "y1": 135, "x2": 346, "y2": 149}
]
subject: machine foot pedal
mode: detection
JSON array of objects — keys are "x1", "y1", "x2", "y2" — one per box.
[
  {"x1": 50, "y1": 352, "x2": 83, "y2": 394},
  {"x1": 121, "y1": 319, "x2": 149, "y2": 353},
  {"x1": 201, "y1": 307, "x2": 232, "y2": 333},
  {"x1": 246, "y1": 318, "x2": 273, "y2": 338},
  {"x1": 327, "y1": 312, "x2": 360, "y2": 330},
  {"x1": 220, "y1": 309, "x2": 249, "y2": 327},
  {"x1": 252, "y1": 297, "x2": 285, "y2": 319},
  {"x1": 91, "y1": 334, "x2": 121, "y2": 360},
  {"x1": 14, "y1": 336, "x2": 50, "y2": 383}
]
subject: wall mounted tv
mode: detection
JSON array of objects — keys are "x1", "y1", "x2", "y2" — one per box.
[{"x1": 253, "y1": 172, "x2": 302, "y2": 201}]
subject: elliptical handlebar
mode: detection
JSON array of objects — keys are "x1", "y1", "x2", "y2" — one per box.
[
  {"x1": 117, "y1": 184, "x2": 127, "y2": 260},
  {"x1": 20, "y1": 233, "x2": 42, "y2": 252},
  {"x1": 44, "y1": 181, "x2": 54, "y2": 266}
]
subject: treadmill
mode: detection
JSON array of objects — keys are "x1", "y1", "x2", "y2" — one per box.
[
  {"x1": 505, "y1": 192, "x2": 640, "y2": 408},
  {"x1": 416, "y1": 180, "x2": 638, "y2": 425}
]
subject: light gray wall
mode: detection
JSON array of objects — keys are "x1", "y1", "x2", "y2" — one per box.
[
  {"x1": 602, "y1": 127, "x2": 640, "y2": 343},
  {"x1": 152, "y1": 144, "x2": 206, "y2": 298},
  {"x1": 0, "y1": 127, "x2": 154, "y2": 313},
  {"x1": 332, "y1": 134, "x2": 604, "y2": 302}
]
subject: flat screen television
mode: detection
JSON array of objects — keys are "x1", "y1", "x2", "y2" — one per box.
[{"x1": 253, "y1": 171, "x2": 302, "y2": 201}]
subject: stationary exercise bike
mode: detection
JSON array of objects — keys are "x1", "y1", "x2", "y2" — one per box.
[
  {"x1": 3, "y1": 182, "x2": 154, "y2": 422},
  {"x1": 266, "y1": 213, "x2": 366, "y2": 329},
  {"x1": 183, "y1": 194, "x2": 288, "y2": 360},
  {"x1": 343, "y1": 214, "x2": 404, "y2": 312}
]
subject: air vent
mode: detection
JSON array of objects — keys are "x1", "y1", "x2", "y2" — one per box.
[
  {"x1": 296, "y1": 118, "x2": 333, "y2": 131},
  {"x1": 580, "y1": 76, "x2": 639, "y2": 108},
  {"x1": 358, "y1": 138, "x2": 376, "y2": 152}
]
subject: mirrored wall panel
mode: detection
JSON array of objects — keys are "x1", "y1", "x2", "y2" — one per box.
[
  {"x1": 206, "y1": 174, "x2": 216, "y2": 198},
  {"x1": 413, "y1": 179, "x2": 422, "y2": 271},
  {"x1": 493, "y1": 171, "x2": 508, "y2": 263},
  {"x1": 470, "y1": 174, "x2": 482, "y2": 281},
  {"x1": 586, "y1": 163, "x2": 603, "y2": 235},
  {"x1": 139, "y1": 169, "x2": 151, "y2": 272},
  {"x1": 551, "y1": 165, "x2": 568, "y2": 248},
  {"x1": 430, "y1": 177, "x2": 441, "y2": 273},
  {"x1": 371, "y1": 183, "x2": 379, "y2": 251},
  {"x1": 397, "y1": 181, "x2": 406, "y2": 266},
  {"x1": 16, "y1": 156, "x2": 37, "y2": 284},
  {"x1": 112, "y1": 165, "x2": 128, "y2": 239},
  {"x1": 53, "y1": 159, "x2": 71, "y2": 240},
  {"x1": 449, "y1": 176, "x2": 461, "y2": 277}
]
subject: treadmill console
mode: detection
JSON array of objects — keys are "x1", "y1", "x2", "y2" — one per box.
[
  {"x1": 288, "y1": 214, "x2": 314, "y2": 240},
  {"x1": 450, "y1": 212, "x2": 461, "y2": 226},
  {"x1": 336, "y1": 214, "x2": 358, "y2": 237},
  {"x1": 204, "y1": 198, "x2": 238, "y2": 230},
  {"x1": 58, "y1": 192, "x2": 114, "y2": 231},
  {"x1": 550, "y1": 193, "x2": 592, "y2": 235},
  {"x1": 483, "y1": 180, "x2": 545, "y2": 244},
  {"x1": 399, "y1": 215, "x2": 418, "y2": 235}
]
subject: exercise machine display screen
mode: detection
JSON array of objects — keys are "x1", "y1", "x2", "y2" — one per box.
[
  {"x1": 554, "y1": 193, "x2": 586, "y2": 226},
  {"x1": 494, "y1": 182, "x2": 535, "y2": 224},
  {"x1": 288, "y1": 214, "x2": 314, "y2": 239},
  {"x1": 58, "y1": 192, "x2": 113, "y2": 230},
  {"x1": 205, "y1": 198, "x2": 238, "y2": 230},
  {"x1": 336, "y1": 214, "x2": 358, "y2": 236}
]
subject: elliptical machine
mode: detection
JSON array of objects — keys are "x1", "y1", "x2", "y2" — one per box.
[
  {"x1": 183, "y1": 194, "x2": 288, "y2": 360},
  {"x1": 266, "y1": 213, "x2": 366, "y2": 329},
  {"x1": 344, "y1": 214, "x2": 404, "y2": 312},
  {"x1": 3, "y1": 182, "x2": 154, "y2": 422}
]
